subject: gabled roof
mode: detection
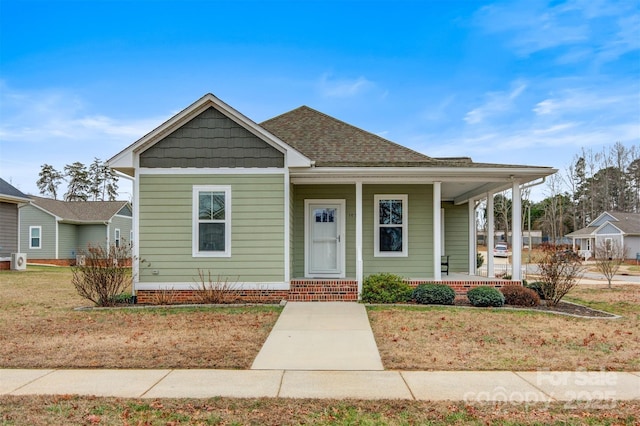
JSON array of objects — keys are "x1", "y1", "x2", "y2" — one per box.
[
  {"x1": 566, "y1": 211, "x2": 640, "y2": 238},
  {"x1": 28, "y1": 196, "x2": 131, "y2": 224},
  {"x1": 0, "y1": 178, "x2": 30, "y2": 203},
  {"x1": 108, "y1": 93, "x2": 311, "y2": 176}
]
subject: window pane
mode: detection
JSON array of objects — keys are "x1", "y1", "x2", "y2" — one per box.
[
  {"x1": 379, "y1": 227, "x2": 403, "y2": 252},
  {"x1": 199, "y1": 223, "x2": 225, "y2": 251},
  {"x1": 379, "y1": 200, "x2": 402, "y2": 225},
  {"x1": 199, "y1": 192, "x2": 225, "y2": 220}
]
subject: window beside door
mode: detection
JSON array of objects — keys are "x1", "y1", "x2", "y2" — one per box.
[{"x1": 374, "y1": 194, "x2": 408, "y2": 257}]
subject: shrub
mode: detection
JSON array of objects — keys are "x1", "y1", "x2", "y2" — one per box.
[
  {"x1": 524, "y1": 282, "x2": 546, "y2": 300},
  {"x1": 537, "y1": 243, "x2": 584, "y2": 306},
  {"x1": 361, "y1": 273, "x2": 412, "y2": 303},
  {"x1": 467, "y1": 286, "x2": 505, "y2": 307},
  {"x1": 500, "y1": 286, "x2": 540, "y2": 306},
  {"x1": 477, "y1": 252, "x2": 485, "y2": 268},
  {"x1": 412, "y1": 284, "x2": 455, "y2": 305},
  {"x1": 72, "y1": 242, "x2": 132, "y2": 307}
]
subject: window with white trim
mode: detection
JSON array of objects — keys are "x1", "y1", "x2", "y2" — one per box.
[
  {"x1": 30, "y1": 226, "x2": 42, "y2": 249},
  {"x1": 193, "y1": 185, "x2": 231, "y2": 257},
  {"x1": 374, "y1": 194, "x2": 408, "y2": 257},
  {"x1": 114, "y1": 229, "x2": 121, "y2": 248}
]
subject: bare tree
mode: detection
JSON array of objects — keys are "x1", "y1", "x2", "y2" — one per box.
[
  {"x1": 537, "y1": 244, "x2": 584, "y2": 306},
  {"x1": 594, "y1": 238, "x2": 627, "y2": 289}
]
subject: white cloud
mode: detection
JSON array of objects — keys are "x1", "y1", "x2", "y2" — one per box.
[
  {"x1": 464, "y1": 81, "x2": 527, "y2": 124},
  {"x1": 474, "y1": 0, "x2": 639, "y2": 63},
  {"x1": 0, "y1": 88, "x2": 163, "y2": 143},
  {"x1": 317, "y1": 73, "x2": 375, "y2": 98}
]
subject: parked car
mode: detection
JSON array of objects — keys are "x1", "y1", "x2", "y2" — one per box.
[{"x1": 493, "y1": 243, "x2": 509, "y2": 257}]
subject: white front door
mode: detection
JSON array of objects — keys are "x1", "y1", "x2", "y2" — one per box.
[{"x1": 305, "y1": 200, "x2": 345, "y2": 277}]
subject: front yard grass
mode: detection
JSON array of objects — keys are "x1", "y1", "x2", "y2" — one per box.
[
  {"x1": 0, "y1": 266, "x2": 280, "y2": 369},
  {"x1": 368, "y1": 284, "x2": 639, "y2": 371},
  {"x1": 1, "y1": 266, "x2": 638, "y2": 372},
  {"x1": 1, "y1": 395, "x2": 638, "y2": 425}
]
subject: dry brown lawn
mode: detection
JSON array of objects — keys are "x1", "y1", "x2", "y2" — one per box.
[
  {"x1": 1, "y1": 266, "x2": 639, "y2": 373},
  {"x1": 368, "y1": 284, "x2": 640, "y2": 371},
  {"x1": 0, "y1": 266, "x2": 280, "y2": 369},
  {"x1": 1, "y1": 395, "x2": 638, "y2": 425}
]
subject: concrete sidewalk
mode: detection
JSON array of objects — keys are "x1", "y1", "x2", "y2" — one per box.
[
  {"x1": 251, "y1": 302, "x2": 383, "y2": 370},
  {"x1": 2, "y1": 369, "x2": 638, "y2": 401}
]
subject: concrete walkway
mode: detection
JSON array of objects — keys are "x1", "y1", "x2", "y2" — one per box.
[
  {"x1": 251, "y1": 302, "x2": 383, "y2": 370},
  {"x1": 2, "y1": 369, "x2": 638, "y2": 401}
]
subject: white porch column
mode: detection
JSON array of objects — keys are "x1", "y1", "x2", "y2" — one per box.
[
  {"x1": 468, "y1": 200, "x2": 476, "y2": 275},
  {"x1": 433, "y1": 182, "x2": 442, "y2": 280},
  {"x1": 355, "y1": 181, "x2": 363, "y2": 296},
  {"x1": 487, "y1": 192, "x2": 495, "y2": 278},
  {"x1": 512, "y1": 181, "x2": 522, "y2": 281}
]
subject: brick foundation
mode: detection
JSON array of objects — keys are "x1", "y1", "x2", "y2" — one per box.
[
  {"x1": 136, "y1": 289, "x2": 289, "y2": 305},
  {"x1": 135, "y1": 278, "x2": 520, "y2": 305},
  {"x1": 0, "y1": 261, "x2": 9, "y2": 271}
]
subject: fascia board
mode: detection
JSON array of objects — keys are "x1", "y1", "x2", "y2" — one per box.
[{"x1": 290, "y1": 166, "x2": 556, "y2": 181}]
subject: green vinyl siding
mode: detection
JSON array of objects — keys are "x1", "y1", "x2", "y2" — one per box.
[
  {"x1": 18, "y1": 205, "x2": 56, "y2": 259},
  {"x1": 139, "y1": 173, "x2": 285, "y2": 282},
  {"x1": 442, "y1": 202, "x2": 469, "y2": 272},
  {"x1": 363, "y1": 184, "x2": 433, "y2": 278},
  {"x1": 292, "y1": 185, "x2": 356, "y2": 278}
]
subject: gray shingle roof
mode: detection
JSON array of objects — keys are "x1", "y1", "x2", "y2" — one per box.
[
  {"x1": 29, "y1": 196, "x2": 130, "y2": 223},
  {"x1": 0, "y1": 178, "x2": 29, "y2": 201},
  {"x1": 260, "y1": 106, "x2": 543, "y2": 169},
  {"x1": 261, "y1": 106, "x2": 445, "y2": 167},
  {"x1": 566, "y1": 211, "x2": 640, "y2": 237}
]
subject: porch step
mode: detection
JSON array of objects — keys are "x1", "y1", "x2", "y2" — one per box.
[{"x1": 289, "y1": 279, "x2": 358, "y2": 302}]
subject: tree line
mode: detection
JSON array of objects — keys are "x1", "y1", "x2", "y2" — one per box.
[
  {"x1": 484, "y1": 142, "x2": 639, "y2": 243},
  {"x1": 37, "y1": 158, "x2": 119, "y2": 201}
]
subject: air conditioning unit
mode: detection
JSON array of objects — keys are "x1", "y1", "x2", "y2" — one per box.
[
  {"x1": 76, "y1": 255, "x2": 86, "y2": 266},
  {"x1": 11, "y1": 253, "x2": 27, "y2": 271}
]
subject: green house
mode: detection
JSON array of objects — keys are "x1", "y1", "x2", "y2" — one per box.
[
  {"x1": 18, "y1": 196, "x2": 132, "y2": 265},
  {"x1": 109, "y1": 93, "x2": 556, "y2": 302}
]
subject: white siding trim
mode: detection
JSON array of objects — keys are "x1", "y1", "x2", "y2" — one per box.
[
  {"x1": 433, "y1": 183, "x2": 441, "y2": 280},
  {"x1": 284, "y1": 166, "x2": 290, "y2": 283}
]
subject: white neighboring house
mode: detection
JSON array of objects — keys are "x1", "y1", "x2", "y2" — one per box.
[{"x1": 566, "y1": 212, "x2": 640, "y2": 260}]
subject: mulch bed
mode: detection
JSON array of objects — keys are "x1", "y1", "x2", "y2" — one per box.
[{"x1": 449, "y1": 299, "x2": 618, "y2": 318}]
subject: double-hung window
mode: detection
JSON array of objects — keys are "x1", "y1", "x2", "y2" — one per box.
[
  {"x1": 374, "y1": 194, "x2": 408, "y2": 257},
  {"x1": 193, "y1": 185, "x2": 231, "y2": 257},
  {"x1": 30, "y1": 226, "x2": 42, "y2": 249}
]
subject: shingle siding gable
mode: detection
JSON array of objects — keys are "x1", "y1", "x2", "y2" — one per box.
[{"x1": 140, "y1": 107, "x2": 284, "y2": 168}]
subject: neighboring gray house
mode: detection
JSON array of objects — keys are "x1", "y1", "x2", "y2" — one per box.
[
  {"x1": 18, "y1": 196, "x2": 133, "y2": 264},
  {"x1": 567, "y1": 211, "x2": 640, "y2": 260},
  {"x1": 0, "y1": 178, "x2": 31, "y2": 269}
]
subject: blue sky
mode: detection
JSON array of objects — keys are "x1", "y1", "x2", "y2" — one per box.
[{"x1": 1, "y1": 0, "x2": 638, "y2": 201}]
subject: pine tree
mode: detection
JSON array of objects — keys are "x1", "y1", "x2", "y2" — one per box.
[
  {"x1": 36, "y1": 164, "x2": 64, "y2": 199},
  {"x1": 88, "y1": 158, "x2": 106, "y2": 201},
  {"x1": 64, "y1": 162, "x2": 90, "y2": 201}
]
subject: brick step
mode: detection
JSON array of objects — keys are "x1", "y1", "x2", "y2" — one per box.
[{"x1": 289, "y1": 279, "x2": 358, "y2": 302}]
